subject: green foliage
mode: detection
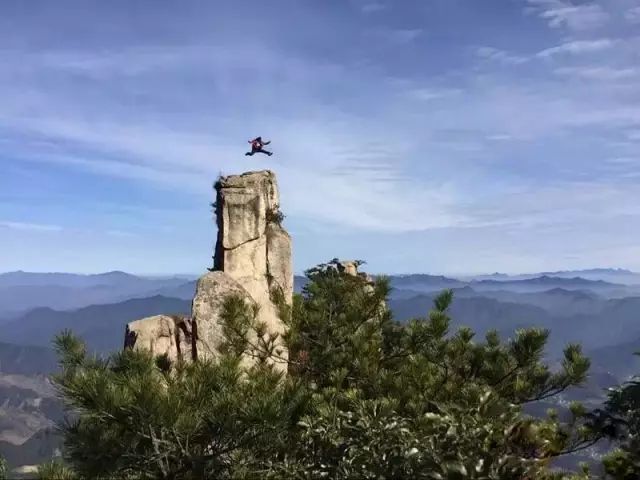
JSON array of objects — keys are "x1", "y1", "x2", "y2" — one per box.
[
  {"x1": 278, "y1": 266, "x2": 596, "y2": 479},
  {"x1": 37, "y1": 459, "x2": 76, "y2": 480},
  {"x1": 51, "y1": 259, "x2": 598, "y2": 479},
  {"x1": 592, "y1": 353, "x2": 640, "y2": 479},
  {"x1": 0, "y1": 455, "x2": 7, "y2": 480},
  {"x1": 52, "y1": 329, "x2": 304, "y2": 479},
  {"x1": 266, "y1": 207, "x2": 285, "y2": 226},
  {"x1": 213, "y1": 173, "x2": 223, "y2": 191}
]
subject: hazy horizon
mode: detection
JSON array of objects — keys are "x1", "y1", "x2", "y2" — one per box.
[{"x1": 1, "y1": 266, "x2": 637, "y2": 278}]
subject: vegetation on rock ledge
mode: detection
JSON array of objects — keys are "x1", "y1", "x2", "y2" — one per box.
[{"x1": 266, "y1": 207, "x2": 285, "y2": 226}]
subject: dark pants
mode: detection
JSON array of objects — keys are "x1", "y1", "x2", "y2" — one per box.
[{"x1": 245, "y1": 148, "x2": 272, "y2": 156}]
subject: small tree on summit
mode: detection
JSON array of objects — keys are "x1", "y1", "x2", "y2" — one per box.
[
  {"x1": 50, "y1": 259, "x2": 598, "y2": 479},
  {"x1": 265, "y1": 207, "x2": 285, "y2": 226}
]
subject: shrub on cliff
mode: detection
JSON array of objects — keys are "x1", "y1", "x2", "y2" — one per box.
[{"x1": 51, "y1": 259, "x2": 597, "y2": 479}]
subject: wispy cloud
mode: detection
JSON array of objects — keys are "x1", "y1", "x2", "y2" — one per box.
[
  {"x1": 2, "y1": 0, "x2": 640, "y2": 273},
  {"x1": 0, "y1": 100, "x2": 455, "y2": 234},
  {"x1": 374, "y1": 28, "x2": 423, "y2": 44},
  {"x1": 626, "y1": 6, "x2": 640, "y2": 23},
  {"x1": 554, "y1": 65, "x2": 640, "y2": 80},
  {"x1": 360, "y1": 1, "x2": 386, "y2": 13},
  {"x1": 486, "y1": 134, "x2": 513, "y2": 141},
  {"x1": 0, "y1": 221, "x2": 63, "y2": 232},
  {"x1": 536, "y1": 38, "x2": 617, "y2": 57},
  {"x1": 626, "y1": 130, "x2": 640, "y2": 141},
  {"x1": 476, "y1": 46, "x2": 528, "y2": 65},
  {"x1": 406, "y1": 87, "x2": 463, "y2": 101},
  {"x1": 106, "y1": 230, "x2": 139, "y2": 238},
  {"x1": 526, "y1": 0, "x2": 610, "y2": 31},
  {"x1": 606, "y1": 156, "x2": 638, "y2": 165},
  {"x1": 459, "y1": 181, "x2": 640, "y2": 229},
  {"x1": 477, "y1": 38, "x2": 618, "y2": 66}
]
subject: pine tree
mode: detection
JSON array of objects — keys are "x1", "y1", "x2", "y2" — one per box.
[
  {"x1": 0, "y1": 455, "x2": 7, "y2": 480},
  {"x1": 37, "y1": 459, "x2": 75, "y2": 480},
  {"x1": 590, "y1": 353, "x2": 640, "y2": 479},
  {"x1": 271, "y1": 260, "x2": 597, "y2": 479},
  {"x1": 50, "y1": 259, "x2": 598, "y2": 479},
  {"x1": 51, "y1": 329, "x2": 306, "y2": 479}
]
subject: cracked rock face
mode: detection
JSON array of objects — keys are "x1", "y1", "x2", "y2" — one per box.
[
  {"x1": 213, "y1": 170, "x2": 291, "y2": 368},
  {"x1": 125, "y1": 170, "x2": 292, "y2": 371},
  {"x1": 124, "y1": 315, "x2": 196, "y2": 363},
  {"x1": 190, "y1": 271, "x2": 256, "y2": 361}
]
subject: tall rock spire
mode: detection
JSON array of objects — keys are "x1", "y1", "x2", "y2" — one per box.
[
  {"x1": 212, "y1": 170, "x2": 293, "y2": 316},
  {"x1": 125, "y1": 170, "x2": 292, "y2": 371}
]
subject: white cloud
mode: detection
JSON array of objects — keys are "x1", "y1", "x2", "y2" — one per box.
[
  {"x1": 536, "y1": 38, "x2": 617, "y2": 57},
  {"x1": 387, "y1": 28, "x2": 423, "y2": 43},
  {"x1": 2, "y1": 109, "x2": 465, "y2": 234},
  {"x1": 606, "y1": 156, "x2": 638, "y2": 164},
  {"x1": 361, "y1": 27, "x2": 424, "y2": 45},
  {"x1": 106, "y1": 230, "x2": 139, "y2": 238},
  {"x1": 0, "y1": 221, "x2": 63, "y2": 232},
  {"x1": 2, "y1": 1, "x2": 640, "y2": 274},
  {"x1": 475, "y1": 38, "x2": 618, "y2": 69},
  {"x1": 476, "y1": 46, "x2": 528, "y2": 65},
  {"x1": 526, "y1": 0, "x2": 610, "y2": 31},
  {"x1": 360, "y1": 1, "x2": 386, "y2": 13},
  {"x1": 0, "y1": 41, "x2": 480, "y2": 235},
  {"x1": 1, "y1": 22, "x2": 638, "y2": 240},
  {"x1": 486, "y1": 134, "x2": 513, "y2": 141},
  {"x1": 461, "y1": 181, "x2": 640, "y2": 229},
  {"x1": 407, "y1": 87, "x2": 463, "y2": 101},
  {"x1": 554, "y1": 65, "x2": 640, "y2": 80},
  {"x1": 626, "y1": 6, "x2": 640, "y2": 23},
  {"x1": 626, "y1": 130, "x2": 640, "y2": 141}
]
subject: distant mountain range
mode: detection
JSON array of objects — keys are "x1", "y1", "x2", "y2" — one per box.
[
  {"x1": 465, "y1": 268, "x2": 640, "y2": 285},
  {"x1": 1, "y1": 270, "x2": 636, "y2": 319},
  {"x1": 390, "y1": 289, "x2": 640, "y2": 359},
  {"x1": 474, "y1": 287, "x2": 603, "y2": 317},
  {"x1": 0, "y1": 296, "x2": 191, "y2": 353},
  {"x1": 474, "y1": 275, "x2": 619, "y2": 287},
  {"x1": 389, "y1": 273, "x2": 632, "y2": 294},
  {"x1": 1, "y1": 285, "x2": 637, "y2": 372},
  {"x1": 1, "y1": 270, "x2": 637, "y2": 359},
  {"x1": 0, "y1": 270, "x2": 198, "y2": 288},
  {"x1": 294, "y1": 272, "x2": 639, "y2": 298},
  {"x1": 0, "y1": 271, "x2": 197, "y2": 318}
]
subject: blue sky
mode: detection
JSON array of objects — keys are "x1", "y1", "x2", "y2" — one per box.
[{"x1": 1, "y1": 0, "x2": 639, "y2": 275}]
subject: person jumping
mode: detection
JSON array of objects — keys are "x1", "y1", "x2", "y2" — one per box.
[{"x1": 245, "y1": 136, "x2": 273, "y2": 156}]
